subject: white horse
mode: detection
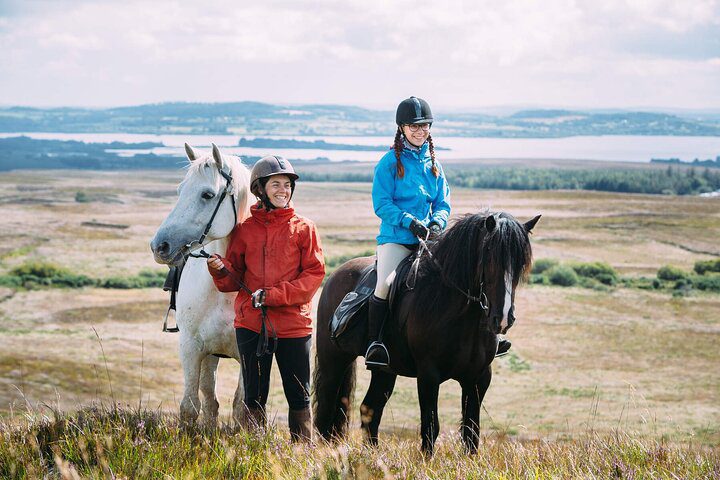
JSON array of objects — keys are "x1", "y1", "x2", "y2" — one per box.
[{"x1": 150, "y1": 143, "x2": 251, "y2": 425}]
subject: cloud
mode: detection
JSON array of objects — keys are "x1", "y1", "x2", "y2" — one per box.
[{"x1": 0, "y1": 0, "x2": 718, "y2": 108}]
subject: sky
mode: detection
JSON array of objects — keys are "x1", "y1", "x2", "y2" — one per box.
[{"x1": 1, "y1": 0, "x2": 719, "y2": 110}]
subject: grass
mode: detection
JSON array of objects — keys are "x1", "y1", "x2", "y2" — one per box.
[
  {"x1": 0, "y1": 170, "x2": 719, "y2": 477},
  {"x1": 0, "y1": 405, "x2": 718, "y2": 479}
]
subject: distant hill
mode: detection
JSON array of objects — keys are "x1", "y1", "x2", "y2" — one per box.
[{"x1": 1, "y1": 102, "x2": 720, "y2": 137}]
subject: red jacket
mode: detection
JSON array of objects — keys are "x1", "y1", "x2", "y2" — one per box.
[{"x1": 209, "y1": 204, "x2": 325, "y2": 338}]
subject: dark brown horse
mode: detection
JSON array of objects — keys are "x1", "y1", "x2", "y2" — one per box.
[{"x1": 313, "y1": 211, "x2": 539, "y2": 455}]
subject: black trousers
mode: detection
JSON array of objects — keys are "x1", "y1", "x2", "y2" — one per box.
[{"x1": 236, "y1": 328, "x2": 311, "y2": 411}]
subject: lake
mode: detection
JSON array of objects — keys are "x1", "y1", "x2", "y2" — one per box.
[{"x1": 2, "y1": 132, "x2": 719, "y2": 163}]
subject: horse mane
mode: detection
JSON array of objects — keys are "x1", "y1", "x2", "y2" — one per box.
[
  {"x1": 179, "y1": 151, "x2": 252, "y2": 223},
  {"x1": 427, "y1": 211, "x2": 533, "y2": 291}
]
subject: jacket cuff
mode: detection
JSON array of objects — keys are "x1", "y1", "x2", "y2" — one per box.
[
  {"x1": 208, "y1": 267, "x2": 228, "y2": 279},
  {"x1": 400, "y1": 214, "x2": 415, "y2": 228},
  {"x1": 430, "y1": 215, "x2": 446, "y2": 229}
]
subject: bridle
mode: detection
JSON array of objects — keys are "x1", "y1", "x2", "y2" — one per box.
[
  {"x1": 412, "y1": 235, "x2": 490, "y2": 312},
  {"x1": 162, "y1": 164, "x2": 279, "y2": 355},
  {"x1": 163, "y1": 164, "x2": 236, "y2": 333},
  {"x1": 185, "y1": 166, "x2": 237, "y2": 257}
]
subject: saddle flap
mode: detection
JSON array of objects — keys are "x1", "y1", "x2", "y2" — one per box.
[
  {"x1": 330, "y1": 264, "x2": 376, "y2": 339},
  {"x1": 330, "y1": 251, "x2": 418, "y2": 341}
]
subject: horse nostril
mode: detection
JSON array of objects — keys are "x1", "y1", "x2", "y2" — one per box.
[{"x1": 157, "y1": 241, "x2": 170, "y2": 255}]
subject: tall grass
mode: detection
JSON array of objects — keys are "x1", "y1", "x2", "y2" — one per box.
[{"x1": 0, "y1": 405, "x2": 717, "y2": 479}]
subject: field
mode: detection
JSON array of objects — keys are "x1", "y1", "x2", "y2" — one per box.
[{"x1": 0, "y1": 165, "x2": 719, "y2": 477}]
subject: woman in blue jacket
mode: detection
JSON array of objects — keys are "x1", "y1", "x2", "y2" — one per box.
[{"x1": 365, "y1": 96, "x2": 451, "y2": 369}]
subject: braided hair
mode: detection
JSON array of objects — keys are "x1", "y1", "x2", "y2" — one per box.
[
  {"x1": 393, "y1": 127, "x2": 439, "y2": 178},
  {"x1": 393, "y1": 127, "x2": 405, "y2": 178},
  {"x1": 427, "y1": 134, "x2": 439, "y2": 177}
]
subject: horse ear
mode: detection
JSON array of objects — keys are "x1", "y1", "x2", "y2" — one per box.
[
  {"x1": 185, "y1": 143, "x2": 198, "y2": 162},
  {"x1": 211, "y1": 143, "x2": 225, "y2": 169},
  {"x1": 524, "y1": 214, "x2": 541, "y2": 233},
  {"x1": 484, "y1": 214, "x2": 496, "y2": 232}
]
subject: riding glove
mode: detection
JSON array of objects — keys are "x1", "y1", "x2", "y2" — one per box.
[
  {"x1": 409, "y1": 218, "x2": 430, "y2": 240},
  {"x1": 252, "y1": 289, "x2": 266, "y2": 308},
  {"x1": 428, "y1": 222, "x2": 442, "y2": 235}
]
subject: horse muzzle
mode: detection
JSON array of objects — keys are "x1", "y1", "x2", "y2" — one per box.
[{"x1": 150, "y1": 236, "x2": 186, "y2": 266}]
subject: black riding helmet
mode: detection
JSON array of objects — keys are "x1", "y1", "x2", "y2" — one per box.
[
  {"x1": 396, "y1": 96, "x2": 433, "y2": 126},
  {"x1": 250, "y1": 155, "x2": 299, "y2": 208}
]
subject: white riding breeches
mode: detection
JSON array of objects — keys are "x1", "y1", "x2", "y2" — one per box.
[{"x1": 374, "y1": 243, "x2": 413, "y2": 300}]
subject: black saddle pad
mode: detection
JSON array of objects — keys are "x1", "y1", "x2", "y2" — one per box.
[{"x1": 330, "y1": 254, "x2": 416, "y2": 345}]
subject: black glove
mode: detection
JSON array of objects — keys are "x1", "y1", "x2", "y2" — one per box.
[
  {"x1": 409, "y1": 218, "x2": 430, "y2": 240},
  {"x1": 428, "y1": 222, "x2": 442, "y2": 235},
  {"x1": 252, "y1": 289, "x2": 266, "y2": 308}
]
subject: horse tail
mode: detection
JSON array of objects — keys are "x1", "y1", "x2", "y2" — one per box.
[
  {"x1": 312, "y1": 348, "x2": 356, "y2": 440},
  {"x1": 313, "y1": 264, "x2": 366, "y2": 440}
]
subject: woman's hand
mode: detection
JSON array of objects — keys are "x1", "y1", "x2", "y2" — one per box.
[
  {"x1": 409, "y1": 218, "x2": 430, "y2": 240},
  {"x1": 207, "y1": 254, "x2": 225, "y2": 272}
]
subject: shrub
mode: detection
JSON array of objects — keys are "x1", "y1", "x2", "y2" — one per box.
[
  {"x1": 546, "y1": 265, "x2": 579, "y2": 287},
  {"x1": 531, "y1": 258, "x2": 558, "y2": 275},
  {"x1": 75, "y1": 191, "x2": 89, "y2": 202},
  {"x1": 529, "y1": 274, "x2": 549, "y2": 285},
  {"x1": 10, "y1": 260, "x2": 68, "y2": 279},
  {"x1": 694, "y1": 259, "x2": 720, "y2": 275},
  {"x1": 657, "y1": 265, "x2": 688, "y2": 281},
  {"x1": 691, "y1": 274, "x2": 720, "y2": 292},
  {"x1": 0, "y1": 275, "x2": 21, "y2": 287},
  {"x1": 100, "y1": 276, "x2": 140, "y2": 289},
  {"x1": 571, "y1": 262, "x2": 618, "y2": 285}
]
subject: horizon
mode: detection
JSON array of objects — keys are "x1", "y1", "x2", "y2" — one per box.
[{"x1": 2, "y1": 100, "x2": 720, "y2": 117}]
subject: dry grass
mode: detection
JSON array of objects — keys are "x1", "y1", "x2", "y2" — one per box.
[{"x1": 0, "y1": 169, "x2": 718, "y2": 453}]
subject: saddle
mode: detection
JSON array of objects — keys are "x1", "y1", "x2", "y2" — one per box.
[{"x1": 330, "y1": 254, "x2": 416, "y2": 349}]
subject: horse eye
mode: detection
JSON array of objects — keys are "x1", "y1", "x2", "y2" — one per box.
[{"x1": 201, "y1": 191, "x2": 215, "y2": 200}]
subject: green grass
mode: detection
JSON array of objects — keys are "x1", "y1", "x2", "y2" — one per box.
[{"x1": 0, "y1": 406, "x2": 717, "y2": 479}]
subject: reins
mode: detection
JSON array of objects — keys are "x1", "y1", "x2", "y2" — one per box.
[
  {"x1": 195, "y1": 253, "x2": 278, "y2": 357},
  {"x1": 411, "y1": 236, "x2": 489, "y2": 311}
]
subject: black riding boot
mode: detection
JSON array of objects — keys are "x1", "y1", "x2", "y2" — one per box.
[
  {"x1": 496, "y1": 337, "x2": 512, "y2": 357},
  {"x1": 365, "y1": 295, "x2": 390, "y2": 369}
]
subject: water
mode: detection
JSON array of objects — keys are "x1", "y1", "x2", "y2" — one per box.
[{"x1": 2, "y1": 132, "x2": 719, "y2": 163}]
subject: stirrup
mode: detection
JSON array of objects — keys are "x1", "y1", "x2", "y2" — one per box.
[
  {"x1": 162, "y1": 306, "x2": 179, "y2": 333},
  {"x1": 365, "y1": 341, "x2": 389, "y2": 368},
  {"x1": 495, "y1": 338, "x2": 511, "y2": 357}
]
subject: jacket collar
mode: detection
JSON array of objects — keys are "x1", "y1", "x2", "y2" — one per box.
[
  {"x1": 250, "y1": 202, "x2": 295, "y2": 223},
  {"x1": 403, "y1": 138, "x2": 429, "y2": 159}
]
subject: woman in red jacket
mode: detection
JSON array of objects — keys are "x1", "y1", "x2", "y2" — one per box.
[{"x1": 207, "y1": 155, "x2": 325, "y2": 442}]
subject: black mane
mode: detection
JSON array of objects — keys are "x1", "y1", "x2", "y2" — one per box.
[{"x1": 425, "y1": 211, "x2": 533, "y2": 292}]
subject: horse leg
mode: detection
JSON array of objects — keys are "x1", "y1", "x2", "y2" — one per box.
[
  {"x1": 199, "y1": 354, "x2": 220, "y2": 426},
  {"x1": 313, "y1": 351, "x2": 356, "y2": 441},
  {"x1": 460, "y1": 366, "x2": 492, "y2": 454},
  {"x1": 360, "y1": 370, "x2": 397, "y2": 445},
  {"x1": 231, "y1": 366, "x2": 244, "y2": 428},
  {"x1": 417, "y1": 371, "x2": 441, "y2": 456},
  {"x1": 179, "y1": 338, "x2": 203, "y2": 424}
]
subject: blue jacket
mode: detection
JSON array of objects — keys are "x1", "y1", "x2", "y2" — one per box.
[{"x1": 372, "y1": 141, "x2": 451, "y2": 245}]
